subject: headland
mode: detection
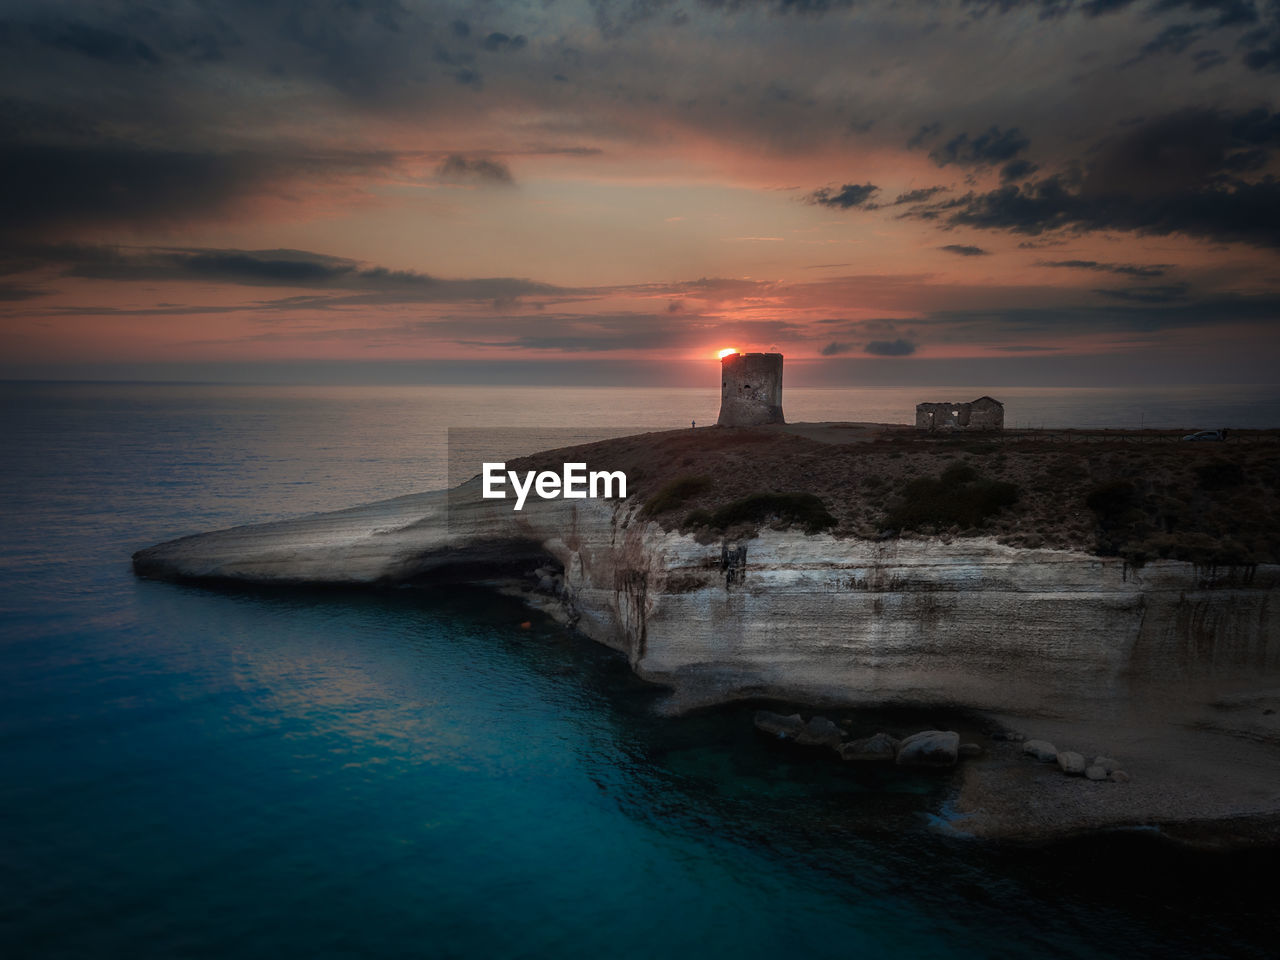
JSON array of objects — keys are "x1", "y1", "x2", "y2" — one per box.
[{"x1": 133, "y1": 422, "x2": 1280, "y2": 846}]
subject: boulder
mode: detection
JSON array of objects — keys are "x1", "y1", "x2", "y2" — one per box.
[
  {"x1": 838, "y1": 732, "x2": 900, "y2": 762},
  {"x1": 1057, "y1": 751, "x2": 1086, "y2": 775},
  {"x1": 795, "y1": 716, "x2": 845, "y2": 748},
  {"x1": 754, "y1": 711, "x2": 805, "y2": 739},
  {"x1": 958, "y1": 742, "x2": 983, "y2": 758},
  {"x1": 1085, "y1": 765, "x2": 1108, "y2": 781},
  {"x1": 1091, "y1": 756, "x2": 1118, "y2": 775},
  {"x1": 1022, "y1": 739, "x2": 1058, "y2": 763},
  {"x1": 895, "y1": 730, "x2": 960, "y2": 767}
]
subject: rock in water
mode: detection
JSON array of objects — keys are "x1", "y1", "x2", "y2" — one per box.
[
  {"x1": 895, "y1": 730, "x2": 960, "y2": 767},
  {"x1": 1085, "y1": 765, "x2": 1108, "y2": 781},
  {"x1": 1022, "y1": 739, "x2": 1058, "y2": 763},
  {"x1": 839, "y1": 732, "x2": 899, "y2": 762},
  {"x1": 795, "y1": 716, "x2": 844, "y2": 748},
  {"x1": 1058, "y1": 751, "x2": 1086, "y2": 775},
  {"x1": 754, "y1": 711, "x2": 805, "y2": 739}
]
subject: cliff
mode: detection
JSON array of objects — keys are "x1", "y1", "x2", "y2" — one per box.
[{"x1": 132, "y1": 432, "x2": 1280, "y2": 843}]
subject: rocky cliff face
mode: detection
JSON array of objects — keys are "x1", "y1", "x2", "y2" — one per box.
[
  {"x1": 134, "y1": 480, "x2": 1280, "y2": 723},
  {"x1": 133, "y1": 480, "x2": 1280, "y2": 840}
]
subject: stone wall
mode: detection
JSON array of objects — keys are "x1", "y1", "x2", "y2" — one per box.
[
  {"x1": 718, "y1": 353, "x2": 785, "y2": 426},
  {"x1": 916, "y1": 396, "x2": 1003, "y2": 431}
]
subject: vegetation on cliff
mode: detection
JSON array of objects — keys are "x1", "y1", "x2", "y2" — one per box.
[{"x1": 511, "y1": 425, "x2": 1280, "y2": 562}]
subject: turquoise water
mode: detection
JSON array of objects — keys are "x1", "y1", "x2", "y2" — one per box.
[{"x1": 2, "y1": 382, "x2": 1277, "y2": 959}]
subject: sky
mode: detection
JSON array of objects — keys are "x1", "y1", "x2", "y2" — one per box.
[{"x1": 1, "y1": 0, "x2": 1279, "y2": 386}]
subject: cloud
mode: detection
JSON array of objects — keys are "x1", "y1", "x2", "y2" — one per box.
[
  {"x1": 865, "y1": 338, "x2": 916, "y2": 356},
  {"x1": 13, "y1": 19, "x2": 162, "y2": 66},
  {"x1": 929, "y1": 126, "x2": 1030, "y2": 168},
  {"x1": 482, "y1": 32, "x2": 527, "y2": 52},
  {"x1": 906, "y1": 108, "x2": 1280, "y2": 248},
  {"x1": 0, "y1": 282, "x2": 46, "y2": 301},
  {"x1": 1000, "y1": 158, "x2": 1039, "y2": 182},
  {"x1": 0, "y1": 141, "x2": 393, "y2": 241},
  {"x1": 820, "y1": 340, "x2": 854, "y2": 355},
  {"x1": 940, "y1": 244, "x2": 990, "y2": 256},
  {"x1": 9, "y1": 244, "x2": 574, "y2": 305},
  {"x1": 893, "y1": 186, "x2": 947, "y2": 205},
  {"x1": 436, "y1": 154, "x2": 515, "y2": 185},
  {"x1": 1039, "y1": 259, "x2": 1168, "y2": 277},
  {"x1": 448, "y1": 313, "x2": 804, "y2": 353},
  {"x1": 1094, "y1": 283, "x2": 1190, "y2": 303},
  {"x1": 807, "y1": 182, "x2": 879, "y2": 209}
]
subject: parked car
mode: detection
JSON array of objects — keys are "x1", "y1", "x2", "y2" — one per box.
[{"x1": 1181, "y1": 429, "x2": 1228, "y2": 441}]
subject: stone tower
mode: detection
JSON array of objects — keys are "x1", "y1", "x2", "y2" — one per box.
[{"x1": 717, "y1": 352, "x2": 785, "y2": 426}]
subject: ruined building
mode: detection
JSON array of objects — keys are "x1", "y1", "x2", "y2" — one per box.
[
  {"x1": 718, "y1": 352, "x2": 785, "y2": 427},
  {"x1": 915, "y1": 396, "x2": 1004, "y2": 432}
]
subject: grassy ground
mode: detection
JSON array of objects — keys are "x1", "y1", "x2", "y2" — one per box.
[{"x1": 511, "y1": 426, "x2": 1280, "y2": 565}]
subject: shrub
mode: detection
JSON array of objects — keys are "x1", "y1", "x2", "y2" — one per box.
[
  {"x1": 1196, "y1": 461, "x2": 1245, "y2": 492},
  {"x1": 1085, "y1": 480, "x2": 1137, "y2": 517},
  {"x1": 884, "y1": 466, "x2": 1019, "y2": 531},
  {"x1": 643, "y1": 475, "x2": 713, "y2": 516},
  {"x1": 688, "y1": 492, "x2": 837, "y2": 534}
]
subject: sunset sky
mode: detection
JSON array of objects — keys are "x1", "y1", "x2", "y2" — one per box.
[{"x1": 2, "y1": 0, "x2": 1279, "y2": 385}]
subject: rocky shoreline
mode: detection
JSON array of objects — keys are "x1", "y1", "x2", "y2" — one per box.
[{"x1": 132, "y1": 428, "x2": 1280, "y2": 848}]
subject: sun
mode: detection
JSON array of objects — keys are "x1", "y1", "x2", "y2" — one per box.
[{"x1": 717, "y1": 348, "x2": 738, "y2": 359}]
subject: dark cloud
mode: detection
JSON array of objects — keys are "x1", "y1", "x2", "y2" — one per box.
[
  {"x1": 1193, "y1": 48, "x2": 1228, "y2": 71},
  {"x1": 1000, "y1": 158, "x2": 1039, "y2": 182},
  {"x1": 483, "y1": 32, "x2": 527, "y2": 52},
  {"x1": 0, "y1": 282, "x2": 46, "y2": 301},
  {"x1": 9, "y1": 244, "x2": 572, "y2": 305},
  {"x1": 940, "y1": 244, "x2": 990, "y2": 256},
  {"x1": 1154, "y1": 0, "x2": 1259, "y2": 29},
  {"x1": 807, "y1": 182, "x2": 879, "y2": 208},
  {"x1": 1132, "y1": 22, "x2": 1204, "y2": 63},
  {"x1": 1039, "y1": 259, "x2": 1169, "y2": 277},
  {"x1": 436, "y1": 154, "x2": 515, "y2": 185},
  {"x1": 909, "y1": 109, "x2": 1280, "y2": 248},
  {"x1": 1094, "y1": 283, "x2": 1191, "y2": 303},
  {"x1": 449, "y1": 313, "x2": 803, "y2": 353},
  {"x1": 907, "y1": 123, "x2": 941, "y2": 149},
  {"x1": 865, "y1": 338, "x2": 916, "y2": 356},
  {"x1": 0, "y1": 142, "x2": 392, "y2": 241},
  {"x1": 3, "y1": 19, "x2": 162, "y2": 66},
  {"x1": 893, "y1": 186, "x2": 947, "y2": 204},
  {"x1": 929, "y1": 126, "x2": 1030, "y2": 168},
  {"x1": 820, "y1": 340, "x2": 854, "y2": 355},
  {"x1": 1079, "y1": 0, "x2": 1141, "y2": 16}
]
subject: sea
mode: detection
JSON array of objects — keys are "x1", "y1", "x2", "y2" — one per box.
[{"x1": 2, "y1": 381, "x2": 1278, "y2": 960}]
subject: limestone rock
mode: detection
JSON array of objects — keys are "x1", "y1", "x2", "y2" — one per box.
[
  {"x1": 1022, "y1": 739, "x2": 1058, "y2": 763},
  {"x1": 838, "y1": 732, "x2": 899, "y2": 762},
  {"x1": 895, "y1": 730, "x2": 960, "y2": 767},
  {"x1": 1057, "y1": 751, "x2": 1086, "y2": 775},
  {"x1": 795, "y1": 716, "x2": 844, "y2": 748},
  {"x1": 754, "y1": 710, "x2": 804, "y2": 739},
  {"x1": 1085, "y1": 765, "x2": 1108, "y2": 781},
  {"x1": 958, "y1": 742, "x2": 983, "y2": 758}
]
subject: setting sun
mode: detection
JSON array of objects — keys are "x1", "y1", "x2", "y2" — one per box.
[{"x1": 717, "y1": 348, "x2": 738, "y2": 359}]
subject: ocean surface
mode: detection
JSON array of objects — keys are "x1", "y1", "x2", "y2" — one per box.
[{"x1": 2, "y1": 381, "x2": 1278, "y2": 959}]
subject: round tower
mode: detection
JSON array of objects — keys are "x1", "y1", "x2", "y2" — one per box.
[{"x1": 717, "y1": 352, "x2": 785, "y2": 426}]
